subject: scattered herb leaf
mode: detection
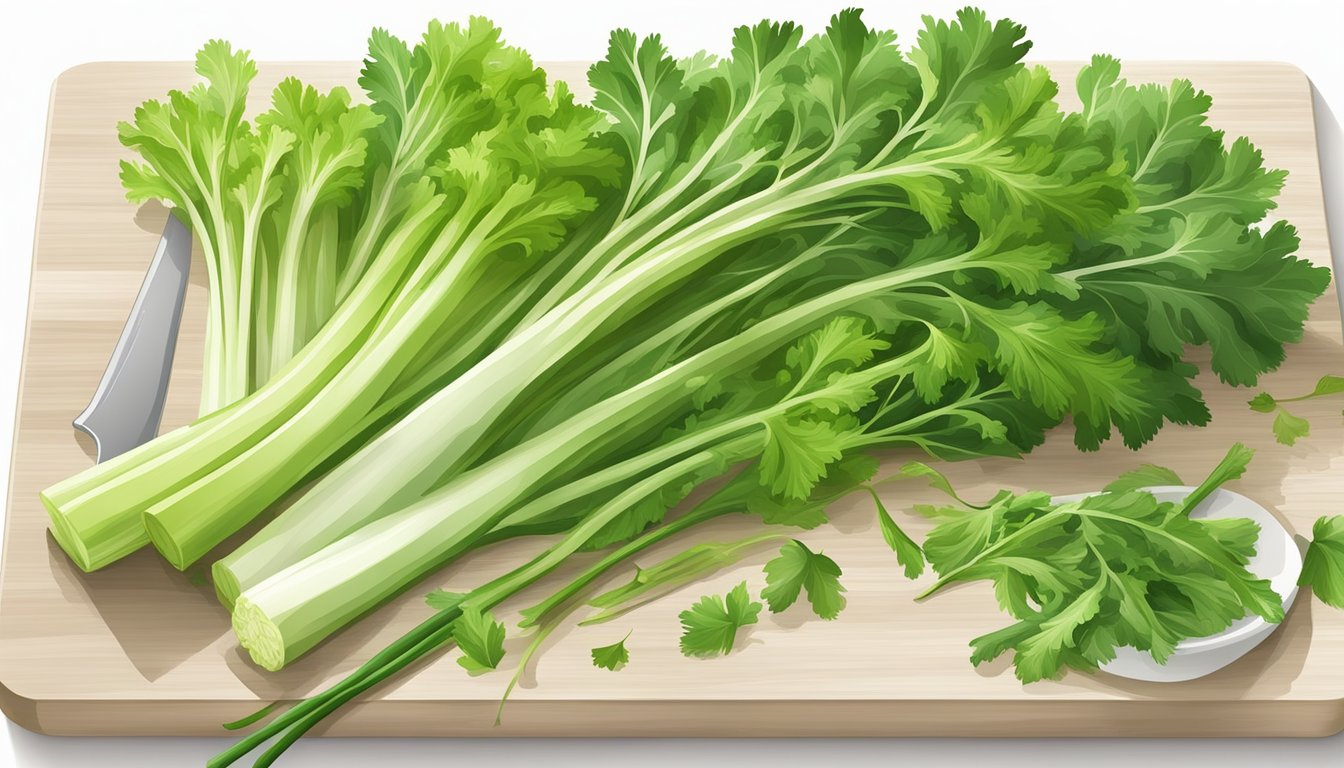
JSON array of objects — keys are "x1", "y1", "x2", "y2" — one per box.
[
  {"x1": 591, "y1": 632, "x2": 632, "y2": 671},
  {"x1": 1248, "y1": 375, "x2": 1344, "y2": 445},
  {"x1": 1301, "y1": 516, "x2": 1344, "y2": 609},
  {"x1": 1272, "y1": 408, "x2": 1311, "y2": 446},
  {"x1": 453, "y1": 606, "x2": 507, "y2": 675},
  {"x1": 1247, "y1": 393, "x2": 1278, "y2": 413},
  {"x1": 870, "y1": 488, "x2": 925, "y2": 578},
  {"x1": 678, "y1": 581, "x2": 762, "y2": 658},
  {"x1": 761, "y1": 540, "x2": 847, "y2": 619}
]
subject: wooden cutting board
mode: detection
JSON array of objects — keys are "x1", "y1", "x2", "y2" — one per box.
[{"x1": 1, "y1": 60, "x2": 1341, "y2": 738}]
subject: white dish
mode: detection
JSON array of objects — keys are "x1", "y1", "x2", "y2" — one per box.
[{"x1": 1051, "y1": 486, "x2": 1301, "y2": 683}]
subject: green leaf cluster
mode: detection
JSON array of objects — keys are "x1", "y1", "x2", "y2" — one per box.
[{"x1": 917, "y1": 445, "x2": 1284, "y2": 683}]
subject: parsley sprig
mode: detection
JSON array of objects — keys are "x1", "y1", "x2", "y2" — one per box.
[
  {"x1": 1248, "y1": 374, "x2": 1344, "y2": 445},
  {"x1": 913, "y1": 444, "x2": 1284, "y2": 682}
]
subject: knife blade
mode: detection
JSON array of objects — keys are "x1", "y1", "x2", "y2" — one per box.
[{"x1": 73, "y1": 214, "x2": 192, "y2": 462}]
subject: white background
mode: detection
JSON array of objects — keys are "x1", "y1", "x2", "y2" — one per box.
[{"x1": 2, "y1": 0, "x2": 1342, "y2": 765}]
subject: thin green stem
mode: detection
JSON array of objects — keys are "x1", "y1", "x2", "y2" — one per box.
[{"x1": 207, "y1": 607, "x2": 461, "y2": 767}]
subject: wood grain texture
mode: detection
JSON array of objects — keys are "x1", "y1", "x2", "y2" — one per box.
[{"x1": 1, "y1": 61, "x2": 1340, "y2": 737}]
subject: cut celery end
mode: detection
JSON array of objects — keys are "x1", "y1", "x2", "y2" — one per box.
[
  {"x1": 212, "y1": 561, "x2": 243, "y2": 610},
  {"x1": 38, "y1": 417, "x2": 203, "y2": 519},
  {"x1": 233, "y1": 596, "x2": 286, "y2": 672},
  {"x1": 142, "y1": 508, "x2": 193, "y2": 572},
  {"x1": 44, "y1": 493, "x2": 95, "y2": 573},
  {"x1": 43, "y1": 489, "x2": 147, "y2": 572},
  {"x1": 39, "y1": 247, "x2": 421, "y2": 572}
]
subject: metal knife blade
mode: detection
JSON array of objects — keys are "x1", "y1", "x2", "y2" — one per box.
[{"x1": 73, "y1": 214, "x2": 192, "y2": 462}]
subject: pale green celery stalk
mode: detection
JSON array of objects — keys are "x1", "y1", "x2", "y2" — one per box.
[
  {"x1": 268, "y1": 121, "x2": 370, "y2": 377},
  {"x1": 336, "y1": 166, "x2": 399, "y2": 301},
  {"x1": 386, "y1": 207, "x2": 619, "y2": 402},
  {"x1": 41, "y1": 199, "x2": 447, "y2": 571},
  {"x1": 232, "y1": 131, "x2": 293, "y2": 397},
  {"x1": 234, "y1": 430, "x2": 761, "y2": 670},
  {"x1": 180, "y1": 177, "x2": 236, "y2": 417},
  {"x1": 200, "y1": 140, "x2": 246, "y2": 416},
  {"x1": 331, "y1": 122, "x2": 459, "y2": 304},
  {"x1": 142, "y1": 183, "x2": 536, "y2": 568},
  {"x1": 143, "y1": 161, "x2": 233, "y2": 415},
  {"x1": 211, "y1": 241, "x2": 956, "y2": 604},
  {"x1": 117, "y1": 44, "x2": 256, "y2": 415},
  {"x1": 242, "y1": 205, "x2": 574, "y2": 469},
  {"x1": 448, "y1": 224, "x2": 845, "y2": 464},
  {"x1": 214, "y1": 157, "x2": 953, "y2": 588},
  {"x1": 229, "y1": 328, "x2": 928, "y2": 668},
  {"x1": 304, "y1": 207, "x2": 341, "y2": 348},
  {"x1": 133, "y1": 199, "x2": 235, "y2": 421},
  {"x1": 47, "y1": 22, "x2": 559, "y2": 571},
  {"x1": 509, "y1": 147, "x2": 768, "y2": 333},
  {"x1": 250, "y1": 220, "x2": 281, "y2": 389},
  {"x1": 146, "y1": 186, "x2": 231, "y2": 417},
  {"x1": 212, "y1": 244, "x2": 594, "y2": 604},
  {"x1": 515, "y1": 231, "x2": 847, "y2": 441},
  {"x1": 461, "y1": 242, "x2": 802, "y2": 466}
]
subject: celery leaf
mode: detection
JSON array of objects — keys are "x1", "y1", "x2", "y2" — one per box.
[
  {"x1": 761, "y1": 540, "x2": 847, "y2": 620},
  {"x1": 1103, "y1": 464, "x2": 1184, "y2": 493},
  {"x1": 678, "y1": 582, "x2": 761, "y2": 658},
  {"x1": 590, "y1": 633, "x2": 632, "y2": 671},
  {"x1": 1301, "y1": 516, "x2": 1344, "y2": 609},
  {"x1": 869, "y1": 489, "x2": 925, "y2": 579},
  {"x1": 453, "y1": 606, "x2": 507, "y2": 675}
]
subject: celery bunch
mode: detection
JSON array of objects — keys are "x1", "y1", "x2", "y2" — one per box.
[{"x1": 36, "y1": 11, "x2": 1331, "y2": 763}]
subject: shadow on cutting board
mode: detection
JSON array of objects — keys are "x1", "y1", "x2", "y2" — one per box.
[{"x1": 46, "y1": 535, "x2": 230, "y2": 683}]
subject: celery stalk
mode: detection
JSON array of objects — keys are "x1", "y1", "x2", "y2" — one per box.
[
  {"x1": 227, "y1": 330, "x2": 928, "y2": 667},
  {"x1": 209, "y1": 247, "x2": 960, "y2": 605},
  {"x1": 42, "y1": 203, "x2": 443, "y2": 570}
]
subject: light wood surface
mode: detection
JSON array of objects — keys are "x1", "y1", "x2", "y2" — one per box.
[{"x1": 1, "y1": 60, "x2": 1340, "y2": 737}]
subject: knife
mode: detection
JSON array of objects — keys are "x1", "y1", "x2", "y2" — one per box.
[{"x1": 73, "y1": 214, "x2": 192, "y2": 462}]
